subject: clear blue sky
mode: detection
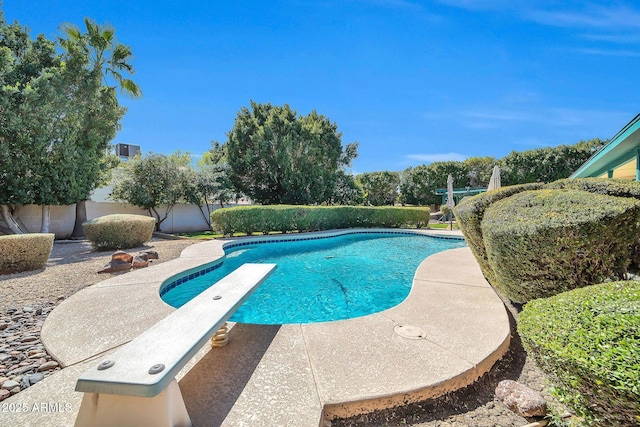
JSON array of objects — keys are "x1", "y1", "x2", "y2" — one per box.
[{"x1": 4, "y1": 1, "x2": 639, "y2": 173}]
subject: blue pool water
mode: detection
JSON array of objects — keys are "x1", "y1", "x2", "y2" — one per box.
[{"x1": 161, "y1": 232, "x2": 466, "y2": 324}]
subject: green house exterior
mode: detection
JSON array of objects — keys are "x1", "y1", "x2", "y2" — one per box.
[{"x1": 571, "y1": 113, "x2": 640, "y2": 181}]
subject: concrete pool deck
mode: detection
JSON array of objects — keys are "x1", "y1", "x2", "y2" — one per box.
[{"x1": 2, "y1": 229, "x2": 510, "y2": 427}]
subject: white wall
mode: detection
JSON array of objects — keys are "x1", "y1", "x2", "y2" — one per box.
[{"x1": 3, "y1": 202, "x2": 247, "y2": 239}]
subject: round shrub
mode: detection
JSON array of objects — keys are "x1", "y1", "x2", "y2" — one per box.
[
  {"x1": 0, "y1": 233, "x2": 54, "y2": 274},
  {"x1": 83, "y1": 214, "x2": 155, "y2": 250},
  {"x1": 519, "y1": 281, "x2": 640, "y2": 426},
  {"x1": 547, "y1": 178, "x2": 640, "y2": 270},
  {"x1": 482, "y1": 189, "x2": 640, "y2": 303},
  {"x1": 452, "y1": 182, "x2": 544, "y2": 284}
]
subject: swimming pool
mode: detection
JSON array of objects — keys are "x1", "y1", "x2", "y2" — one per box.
[{"x1": 161, "y1": 231, "x2": 466, "y2": 324}]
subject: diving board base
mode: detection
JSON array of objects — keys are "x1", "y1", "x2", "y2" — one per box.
[{"x1": 74, "y1": 379, "x2": 191, "y2": 427}]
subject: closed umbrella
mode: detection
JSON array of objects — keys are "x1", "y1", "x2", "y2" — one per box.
[
  {"x1": 446, "y1": 174, "x2": 455, "y2": 228},
  {"x1": 488, "y1": 165, "x2": 501, "y2": 191}
]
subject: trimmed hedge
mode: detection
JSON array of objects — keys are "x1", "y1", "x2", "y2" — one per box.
[
  {"x1": 0, "y1": 233, "x2": 54, "y2": 274},
  {"x1": 519, "y1": 281, "x2": 640, "y2": 426},
  {"x1": 481, "y1": 189, "x2": 640, "y2": 303},
  {"x1": 545, "y1": 177, "x2": 640, "y2": 199},
  {"x1": 452, "y1": 183, "x2": 544, "y2": 284},
  {"x1": 546, "y1": 178, "x2": 640, "y2": 270},
  {"x1": 83, "y1": 214, "x2": 155, "y2": 250},
  {"x1": 210, "y1": 205, "x2": 430, "y2": 236}
]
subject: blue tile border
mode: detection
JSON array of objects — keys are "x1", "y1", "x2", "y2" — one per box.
[{"x1": 159, "y1": 229, "x2": 465, "y2": 298}]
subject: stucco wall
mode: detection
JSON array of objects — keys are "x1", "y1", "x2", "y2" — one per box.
[{"x1": 3, "y1": 202, "x2": 243, "y2": 238}]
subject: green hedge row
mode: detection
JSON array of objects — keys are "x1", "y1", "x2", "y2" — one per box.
[
  {"x1": 83, "y1": 214, "x2": 155, "y2": 250},
  {"x1": 210, "y1": 205, "x2": 430, "y2": 236},
  {"x1": 519, "y1": 281, "x2": 640, "y2": 426},
  {"x1": 452, "y1": 183, "x2": 544, "y2": 285},
  {"x1": 0, "y1": 233, "x2": 54, "y2": 274},
  {"x1": 482, "y1": 189, "x2": 640, "y2": 303}
]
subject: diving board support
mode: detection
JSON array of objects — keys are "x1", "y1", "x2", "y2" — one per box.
[{"x1": 74, "y1": 263, "x2": 276, "y2": 427}]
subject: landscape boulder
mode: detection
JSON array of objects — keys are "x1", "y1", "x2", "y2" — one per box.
[
  {"x1": 495, "y1": 380, "x2": 547, "y2": 417},
  {"x1": 132, "y1": 255, "x2": 149, "y2": 269},
  {"x1": 140, "y1": 250, "x2": 159, "y2": 260},
  {"x1": 98, "y1": 258, "x2": 132, "y2": 274},
  {"x1": 111, "y1": 250, "x2": 133, "y2": 264}
]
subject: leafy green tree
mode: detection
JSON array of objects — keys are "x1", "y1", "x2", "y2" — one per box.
[
  {"x1": 225, "y1": 101, "x2": 358, "y2": 205},
  {"x1": 0, "y1": 11, "x2": 125, "y2": 234},
  {"x1": 399, "y1": 162, "x2": 469, "y2": 206},
  {"x1": 329, "y1": 171, "x2": 364, "y2": 205},
  {"x1": 499, "y1": 139, "x2": 605, "y2": 185},
  {"x1": 464, "y1": 156, "x2": 497, "y2": 187},
  {"x1": 110, "y1": 152, "x2": 191, "y2": 231},
  {"x1": 183, "y1": 142, "x2": 237, "y2": 227},
  {"x1": 356, "y1": 171, "x2": 400, "y2": 206}
]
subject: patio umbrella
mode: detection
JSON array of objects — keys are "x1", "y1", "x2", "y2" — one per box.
[
  {"x1": 446, "y1": 174, "x2": 455, "y2": 228},
  {"x1": 487, "y1": 165, "x2": 501, "y2": 191}
]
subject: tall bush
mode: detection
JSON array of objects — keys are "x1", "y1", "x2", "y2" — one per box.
[
  {"x1": 519, "y1": 281, "x2": 640, "y2": 426},
  {"x1": 452, "y1": 183, "x2": 543, "y2": 284},
  {"x1": 482, "y1": 189, "x2": 640, "y2": 302}
]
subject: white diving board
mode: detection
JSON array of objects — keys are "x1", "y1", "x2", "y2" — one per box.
[{"x1": 74, "y1": 263, "x2": 276, "y2": 427}]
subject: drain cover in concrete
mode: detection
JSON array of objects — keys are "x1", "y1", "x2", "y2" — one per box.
[{"x1": 393, "y1": 324, "x2": 427, "y2": 339}]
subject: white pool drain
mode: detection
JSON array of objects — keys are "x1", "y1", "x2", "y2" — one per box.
[{"x1": 393, "y1": 324, "x2": 427, "y2": 339}]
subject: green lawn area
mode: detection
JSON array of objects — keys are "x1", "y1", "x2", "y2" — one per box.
[{"x1": 428, "y1": 223, "x2": 459, "y2": 230}]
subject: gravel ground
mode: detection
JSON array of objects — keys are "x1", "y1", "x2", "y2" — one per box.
[
  {"x1": 1, "y1": 238, "x2": 568, "y2": 426},
  {"x1": 0, "y1": 237, "x2": 198, "y2": 401}
]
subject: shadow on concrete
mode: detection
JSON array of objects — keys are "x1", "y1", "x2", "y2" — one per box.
[{"x1": 179, "y1": 323, "x2": 281, "y2": 427}]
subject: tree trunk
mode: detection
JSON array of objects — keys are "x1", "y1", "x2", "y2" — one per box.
[
  {"x1": 0, "y1": 205, "x2": 25, "y2": 234},
  {"x1": 72, "y1": 200, "x2": 88, "y2": 238},
  {"x1": 40, "y1": 205, "x2": 51, "y2": 233},
  {"x1": 149, "y1": 208, "x2": 162, "y2": 232}
]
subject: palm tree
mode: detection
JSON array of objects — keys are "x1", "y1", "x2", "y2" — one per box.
[
  {"x1": 60, "y1": 18, "x2": 142, "y2": 97},
  {"x1": 59, "y1": 18, "x2": 142, "y2": 237}
]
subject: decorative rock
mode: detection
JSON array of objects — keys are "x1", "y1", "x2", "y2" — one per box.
[
  {"x1": 1, "y1": 379, "x2": 20, "y2": 390},
  {"x1": 111, "y1": 250, "x2": 134, "y2": 264},
  {"x1": 141, "y1": 250, "x2": 159, "y2": 259},
  {"x1": 132, "y1": 255, "x2": 149, "y2": 269},
  {"x1": 495, "y1": 380, "x2": 547, "y2": 417},
  {"x1": 0, "y1": 389, "x2": 9, "y2": 401},
  {"x1": 21, "y1": 373, "x2": 45, "y2": 388},
  {"x1": 98, "y1": 259, "x2": 132, "y2": 274},
  {"x1": 28, "y1": 353, "x2": 47, "y2": 359},
  {"x1": 22, "y1": 307, "x2": 35, "y2": 313},
  {"x1": 136, "y1": 252, "x2": 149, "y2": 261},
  {"x1": 7, "y1": 365, "x2": 35, "y2": 376},
  {"x1": 37, "y1": 361, "x2": 59, "y2": 371},
  {"x1": 0, "y1": 376, "x2": 8, "y2": 383},
  {"x1": 28, "y1": 372, "x2": 45, "y2": 385},
  {"x1": 21, "y1": 336, "x2": 38, "y2": 343},
  {"x1": 0, "y1": 323, "x2": 8, "y2": 330}
]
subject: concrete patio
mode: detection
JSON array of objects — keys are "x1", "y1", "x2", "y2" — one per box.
[{"x1": 2, "y1": 229, "x2": 510, "y2": 427}]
